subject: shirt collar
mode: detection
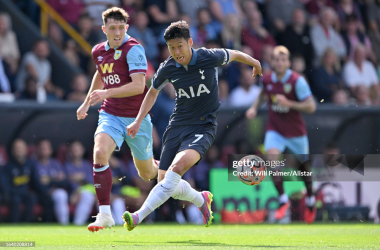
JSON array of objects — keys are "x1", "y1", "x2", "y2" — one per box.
[
  {"x1": 105, "y1": 33, "x2": 130, "y2": 51},
  {"x1": 176, "y1": 48, "x2": 197, "y2": 68},
  {"x1": 271, "y1": 69, "x2": 292, "y2": 84}
]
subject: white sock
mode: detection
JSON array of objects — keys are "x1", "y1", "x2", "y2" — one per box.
[
  {"x1": 171, "y1": 179, "x2": 204, "y2": 207},
  {"x1": 135, "y1": 170, "x2": 181, "y2": 223},
  {"x1": 305, "y1": 195, "x2": 315, "y2": 207},
  {"x1": 73, "y1": 191, "x2": 95, "y2": 225},
  {"x1": 99, "y1": 205, "x2": 111, "y2": 215},
  {"x1": 52, "y1": 188, "x2": 69, "y2": 225},
  {"x1": 112, "y1": 198, "x2": 126, "y2": 225},
  {"x1": 279, "y1": 193, "x2": 289, "y2": 204}
]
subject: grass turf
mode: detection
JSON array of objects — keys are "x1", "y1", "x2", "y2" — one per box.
[{"x1": 0, "y1": 223, "x2": 379, "y2": 249}]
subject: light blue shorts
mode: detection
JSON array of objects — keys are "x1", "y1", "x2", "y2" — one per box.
[
  {"x1": 94, "y1": 110, "x2": 153, "y2": 161},
  {"x1": 264, "y1": 130, "x2": 309, "y2": 154}
]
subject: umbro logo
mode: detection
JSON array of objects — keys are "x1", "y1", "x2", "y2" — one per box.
[
  {"x1": 94, "y1": 184, "x2": 101, "y2": 188},
  {"x1": 97, "y1": 56, "x2": 103, "y2": 62}
]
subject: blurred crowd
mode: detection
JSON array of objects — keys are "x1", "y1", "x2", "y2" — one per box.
[
  {"x1": 0, "y1": 0, "x2": 379, "y2": 106},
  {"x1": 0, "y1": 137, "x2": 226, "y2": 224}
]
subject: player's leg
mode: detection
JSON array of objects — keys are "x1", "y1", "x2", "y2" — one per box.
[
  {"x1": 124, "y1": 114, "x2": 159, "y2": 181},
  {"x1": 264, "y1": 130, "x2": 289, "y2": 220},
  {"x1": 88, "y1": 111, "x2": 124, "y2": 231},
  {"x1": 123, "y1": 149, "x2": 201, "y2": 231},
  {"x1": 287, "y1": 136, "x2": 316, "y2": 224}
]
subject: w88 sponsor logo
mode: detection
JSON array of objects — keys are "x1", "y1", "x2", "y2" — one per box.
[{"x1": 102, "y1": 74, "x2": 120, "y2": 85}]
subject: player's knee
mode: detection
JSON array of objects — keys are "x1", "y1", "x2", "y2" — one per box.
[
  {"x1": 93, "y1": 147, "x2": 108, "y2": 162},
  {"x1": 168, "y1": 162, "x2": 187, "y2": 176},
  {"x1": 138, "y1": 170, "x2": 155, "y2": 181}
]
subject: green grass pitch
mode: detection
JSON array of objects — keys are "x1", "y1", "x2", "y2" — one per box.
[{"x1": 0, "y1": 223, "x2": 379, "y2": 249}]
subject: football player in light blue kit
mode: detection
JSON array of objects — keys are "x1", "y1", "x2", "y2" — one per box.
[{"x1": 123, "y1": 20, "x2": 262, "y2": 230}]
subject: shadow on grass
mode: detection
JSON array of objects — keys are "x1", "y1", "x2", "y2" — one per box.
[{"x1": 114, "y1": 239, "x2": 294, "y2": 248}]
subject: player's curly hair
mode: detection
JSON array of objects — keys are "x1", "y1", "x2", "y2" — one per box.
[
  {"x1": 102, "y1": 7, "x2": 129, "y2": 24},
  {"x1": 164, "y1": 20, "x2": 190, "y2": 42}
]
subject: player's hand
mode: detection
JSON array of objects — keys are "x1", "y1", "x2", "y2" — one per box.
[
  {"x1": 127, "y1": 121, "x2": 141, "y2": 139},
  {"x1": 276, "y1": 94, "x2": 291, "y2": 107},
  {"x1": 76, "y1": 102, "x2": 90, "y2": 120},
  {"x1": 89, "y1": 90, "x2": 109, "y2": 106},
  {"x1": 252, "y1": 62, "x2": 263, "y2": 79},
  {"x1": 245, "y1": 107, "x2": 257, "y2": 120}
]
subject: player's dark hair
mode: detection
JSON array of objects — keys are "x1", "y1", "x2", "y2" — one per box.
[
  {"x1": 102, "y1": 7, "x2": 129, "y2": 24},
  {"x1": 164, "y1": 21, "x2": 190, "y2": 42}
]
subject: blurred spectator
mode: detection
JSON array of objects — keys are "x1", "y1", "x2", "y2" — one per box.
[
  {"x1": 241, "y1": 10, "x2": 276, "y2": 61},
  {"x1": 2, "y1": 139, "x2": 53, "y2": 222},
  {"x1": 18, "y1": 75, "x2": 38, "y2": 100},
  {"x1": 218, "y1": 78, "x2": 229, "y2": 107},
  {"x1": 0, "y1": 58, "x2": 11, "y2": 94},
  {"x1": 368, "y1": 0, "x2": 380, "y2": 67},
  {"x1": 241, "y1": 0, "x2": 258, "y2": 20},
  {"x1": 341, "y1": 14, "x2": 376, "y2": 62},
  {"x1": 229, "y1": 67, "x2": 261, "y2": 107},
  {"x1": 266, "y1": 0, "x2": 304, "y2": 34},
  {"x1": 83, "y1": 0, "x2": 120, "y2": 40},
  {"x1": 63, "y1": 40, "x2": 80, "y2": 67},
  {"x1": 64, "y1": 140, "x2": 94, "y2": 225},
  {"x1": 332, "y1": 89, "x2": 350, "y2": 106},
  {"x1": 13, "y1": 0, "x2": 40, "y2": 25},
  {"x1": 190, "y1": 8, "x2": 219, "y2": 48},
  {"x1": 312, "y1": 48, "x2": 343, "y2": 103},
  {"x1": 67, "y1": 73, "x2": 89, "y2": 102},
  {"x1": 354, "y1": 85, "x2": 371, "y2": 106},
  {"x1": 291, "y1": 54, "x2": 306, "y2": 77},
  {"x1": 176, "y1": 0, "x2": 208, "y2": 26},
  {"x1": 305, "y1": 0, "x2": 335, "y2": 16},
  {"x1": 77, "y1": 13, "x2": 98, "y2": 46},
  {"x1": 121, "y1": 0, "x2": 142, "y2": 25},
  {"x1": 47, "y1": 0, "x2": 84, "y2": 26},
  {"x1": 310, "y1": 7, "x2": 346, "y2": 67},
  {"x1": 335, "y1": 0, "x2": 364, "y2": 31},
  {"x1": 145, "y1": 0, "x2": 178, "y2": 36},
  {"x1": 17, "y1": 39, "x2": 64, "y2": 101},
  {"x1": 342, "y1": 44, "x2": 380, "y2": 105},
  {"x1": 0, "y1": 12, "x2": 20, "y2": 85},
  {"x1": 277, "y1": 8, "x2": 314, "y2": 70},
  {"x1": 128, "y1": 11, "x2": 159, "y2": 68},
  {"x1": 35, "y1": 139, "x2": 70, "y2": 225},
  {"x1": 261, "y1": 44, "x2": 274, "y2": 74},
  {"x1": 221, "y1": 14, "x2": 241, "y2": 50},
  {"x1": 209, "y1": 0, "x2": 243, "y2": 23}
]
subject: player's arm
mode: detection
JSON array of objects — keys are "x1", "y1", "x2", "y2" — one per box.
[
  {"x1": 77, "y1": 71, "x2": 103, "y2": 120},
  {"x1": 227, "y1": 49, "x2": 263, "y2": 78},
  {"x1": 276, "y1": 76, "x2": 316, "y2": 114},
  {"x1": 127, "y1": 87, "x2": 160, "y2": 138},
  {"x1": 246, "y1": 89, "x2": 267, "y2": 119}
]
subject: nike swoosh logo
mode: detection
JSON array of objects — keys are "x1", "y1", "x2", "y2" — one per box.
[
  {"x1": 188, "y1": 144, "x2": 197, "y2": 147},
  {"x1": 160, "y1": 184, "x2": 170, "y2": 190},
  {"x1": 171, "y1": 78, "x2": 179, "y2": 83}
]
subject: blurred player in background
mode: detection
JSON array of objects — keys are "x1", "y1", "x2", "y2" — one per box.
[
  {"x1": 246, "y1": 46, "x2": 317, "y2": 224},
  {"x1": 124, "y1": 20, "x2": 262, "y2": 231},
  {"x1": 76, "y1": 7, "x2": 159, "y2": 232}
]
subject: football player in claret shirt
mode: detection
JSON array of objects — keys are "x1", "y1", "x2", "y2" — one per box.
[
  {"x1": 76, "y1": 7, "x2": 159, "y2": 232},
  {"x1": 246, "y1": 46, "x2": 317, "y2": 224},
  {"x1": 123, "y1": 20, "x2": 262, "y2": 231}
]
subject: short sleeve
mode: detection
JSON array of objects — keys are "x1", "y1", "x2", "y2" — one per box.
[
  {"x1": 206, "y1": 48, "x2": 230, "y2": 67},
  {"x1": 151, "y1": 62, "x2": 169, "y2": 90},
  {"x1": 127, "y1": 44, "x2": 148, "y2": 75},
  {"x1": 295, "y1": 76, "x2": 312, "y2": 101}
]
